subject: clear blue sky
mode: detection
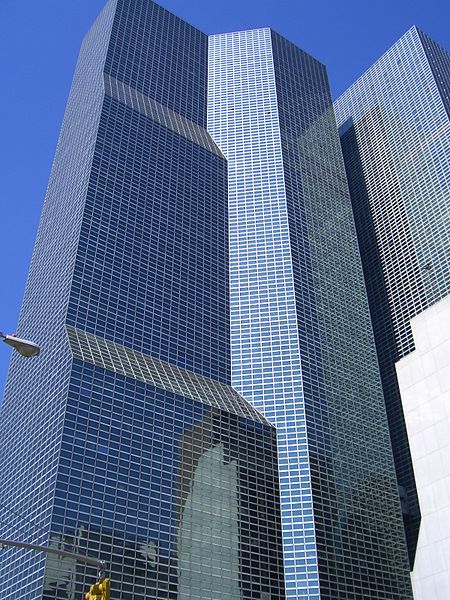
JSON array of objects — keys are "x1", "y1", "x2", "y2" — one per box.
[{"x1": 0, "y1": 0, "x2": 448, "y2": 398}]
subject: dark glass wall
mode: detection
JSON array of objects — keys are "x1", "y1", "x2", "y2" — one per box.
[
  {"x1": 0, "y1": 2, "x2": 118, "y2": 596},
  {"x1": 271, "y1": 30, "x2": 413, "y2": 599},
  {"x1": 340, "y1": 118, "x2": 422, "y2": 566},
  {"x1": 335, "y1": 29, "x2": 450, "y2": 567},
  {"x1": 106, "y1": 0, "x2": 208, "y2": 126},
  {"x1": 419, "y1": 30, "x2": 450, "y2": 119},
  {"x1": 42, "y1": 362, "x2": 285, "y2": 600},
  {"x1": 66, "y1": 94, "x2": 230, "y2": 383},
  {"x1": 0, "y1": 1, "x2": 284, "y2": 598}
]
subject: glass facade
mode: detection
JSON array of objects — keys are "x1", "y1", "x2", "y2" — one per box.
[
  {"x1": 334, "y1": 26, "x2": 450, "y2": 566},
  {"x1": 208, "y1": 28, "x2": 412, "y2": 599},
  {"x1": 0, "y1": 1, "x2": 285, "y2": 598}
]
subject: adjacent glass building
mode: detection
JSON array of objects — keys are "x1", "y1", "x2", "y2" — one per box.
[
  {"x1": 335, "y1": 27, "x2": 450, "y2": 567},
  {"x1": 208, "y1": 29, "x2": 412, "y2": 599},
  {"x1": 0, "y1": 1, "x2": 285, "y2": 598}
]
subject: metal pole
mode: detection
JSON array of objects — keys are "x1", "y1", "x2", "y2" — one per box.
[{"x1": 0, "y1": 538, "x2": 106, "y2": 577}]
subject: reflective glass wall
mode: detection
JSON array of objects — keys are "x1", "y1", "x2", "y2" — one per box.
[
  {"x1": 335, "y1": 27, "x2": 450, "y2": 565},
  {"x1": 0, "y1": 1, "x2": 285, "y2": 598},
  {"x1": 209, "y1": 27, "x2": 412, "y2": 599}
]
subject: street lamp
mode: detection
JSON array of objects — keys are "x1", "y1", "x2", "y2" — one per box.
[
  {"x1": 0, "y1": 332, "x2": 40, "y2": 358},
  {"x1": 0, "y1": 538, "x2": 108, "y2": 597}
]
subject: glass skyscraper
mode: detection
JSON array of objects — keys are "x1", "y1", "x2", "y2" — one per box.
[
  {"x1": 0, "y1": 1, "x2": 285, "y2": 598},
  {"x1": 208, "y1": 29, "x2": 412, "y2": 599},
  {"x1": 335, "y1": 27, "x2": 450, "y2": 567}
]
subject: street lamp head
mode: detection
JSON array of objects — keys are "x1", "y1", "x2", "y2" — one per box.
[{"x1": 0, "y1": 332, "x2": 40, "y2": 358}]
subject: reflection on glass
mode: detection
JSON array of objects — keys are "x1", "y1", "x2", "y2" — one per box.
[{"x1": 178, "y1": 443, "x2": 242, "y2": 599}]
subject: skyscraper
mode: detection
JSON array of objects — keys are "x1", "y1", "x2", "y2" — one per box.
[
  {"x1": 0, "y1": 1, "x2": 285, "y2": 598},
  {"x1": 208, "y1": 29, "x2": 412, "y2": 599},
  {"x1": 334, "y1": 26, "x2": 450, "y2": 567}
]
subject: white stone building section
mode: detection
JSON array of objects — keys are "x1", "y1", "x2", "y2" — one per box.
[{"x1": 396, "y1": 294, "x2": 450, "y2": 599}]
